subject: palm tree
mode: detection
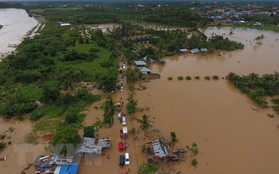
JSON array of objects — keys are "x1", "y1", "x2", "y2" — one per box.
[{"x1": 136, "y1": 114, "x2": 152, "y2": 133}]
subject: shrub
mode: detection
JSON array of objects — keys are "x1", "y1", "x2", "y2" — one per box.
[
  {"x1": 204, "y1": 76, "x2": 211, "y2": 80},
  {"x1": 185, "y1": 76, "x2": 192, "y2": 80},
  {"x1": 177, "y1": 76, "x2": 184, "y2": 80},
  {"x1": 0, "y1": 142, "x2": 6, "y2": 151},
  {"x1": 130, "y1": 127, "x2": 136, "y2": 135},
  {"x1": 83, "y1": 125, "x2": 95, "y2": 138},
  {"x1": 194, "y1": 76, "x2": 200, "y2": 80},
  {"x1": 167, "y1": 77, "x2": 173, "y2": 80},
  {"x1": 138, "y1": 163, "x2": 159, "y2": 174},
  {"x1": 191, "y1": 159, "x2": 198, "y2": 167},
  {"x1": 212, "y1": 75, "x2": 219, "y2": 80},
  {"x1": 170, "y1": 132, "x2": 178, "y2": 143}
]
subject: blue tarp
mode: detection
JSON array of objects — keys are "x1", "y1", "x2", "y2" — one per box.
[{"x1": 59, "y1": 163, "x2": 79, "y2": 174}]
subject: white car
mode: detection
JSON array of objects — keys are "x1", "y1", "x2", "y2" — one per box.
[
  {"x1": 120, "y1": 86, "x2": 124, "y2": 92},
  {"x1": 125, "y1": 152, "x2": 130, "y2": 165},
  {"x1": 122, "y1": 116, "x2": 127, "y2": 126}
]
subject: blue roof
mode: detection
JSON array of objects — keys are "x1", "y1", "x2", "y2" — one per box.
[{"x1": 59, "y1": 163, "x2": 79, "y2": 174}]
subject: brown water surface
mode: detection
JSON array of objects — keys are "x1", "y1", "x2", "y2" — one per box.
[{"x1": 135, "y1": 28, "x2": 279, "y2": 174}]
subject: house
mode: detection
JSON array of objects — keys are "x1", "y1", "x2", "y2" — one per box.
[
  {"x1": 152, "y1": 139, "x2": 170, "y2": 162},
  {"x1": 200, "y1": 48, "x2": 208, "y2": 53},
  {"x1": 60, "y1": 23, "x2": 71, "y2": 27},
  {"x1": 134, "y1": 60, "x2": 147, "y2": 67},
  {"x1": 76, "y1": 137, "x2": 111, "y2": 158},
  {"x1": 139, "y1": 67, "x2": 151, "y2": 75},
  {"x1": 191, "y1": 48, "x2": 200, "y2": 54},
  {"x1": 54, "y1": 163, "x2": 79, "y2": 174},
  {"x1": 179, "y1": 48, "x2": 188, "y2": 53}
]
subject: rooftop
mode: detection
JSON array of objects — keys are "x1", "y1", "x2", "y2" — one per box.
[
  {"x1": 152, "y1": 139, "x2": 169, "y2": 158},
  {"x1": 134, "y1": 60, "x2": 147, "y2": 66},
  {"x1": 54, "y1": 163, "x2": 79, "y2": 174},
  {"x1": 77, "y1": 137, "x2": 111, "y2": 155}
]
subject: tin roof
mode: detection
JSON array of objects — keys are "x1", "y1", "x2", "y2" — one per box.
[
  {"x1": 134, "y1": 60, "x2": 147, "y2": 66},
  {"x1": 152, "y1": 139, "x2": 169, "y2": 158}
]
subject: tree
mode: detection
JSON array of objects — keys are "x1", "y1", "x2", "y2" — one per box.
[
  {"x1": 64, "y1": 108, "x2": 84, "y2": 125},
  {"x1": 126, "y1": 68, "x2": 141, "y2": 84},
  {"x1": 137, "y1": 114, "x2": 152, "y2": 133},
  {"x1": 42, "y1": 81, "x2": 60, "y2": 103},
  {"x1": 126, "y1": 93, "x2": 138, "y2": 114},
  {"x1": 100, "y1": 75, "x2": 117, "y2": 92},
  {"x1": 102, "y1": 95, "x2": 115, "y2": 126},
  {"x1": 52, "y1": 124, "x2": 81, "y2": 155},
  {"x1": 83, "y1": 125, "x2": 95, "y2": 138}
]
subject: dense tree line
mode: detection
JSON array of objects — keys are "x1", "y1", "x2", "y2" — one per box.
[{"x1": 226, "y1": 72, "x2": 279, "y2": 110}]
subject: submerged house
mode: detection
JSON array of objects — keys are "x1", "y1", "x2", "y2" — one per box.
[
  {"x1": 152, "y1": 139, "x2": 170, "y2": 162},
  {"x1": 134, "y1": 60, "x2": 147, "y2": 68},
  {"x1": 134, "y1": 60, "x2": 151, "y2": 75},
  {"x1": 179, "y1": 48, "x2": 188, "y2": 53},
  {"x1": 76, "y1": 137, "x2": 111, "y2": 158},
  {"x1": 191, "y1": 48, "x2": 200, "y2": 54},
  {"x1": 200, "y1": 48, "x2": 208, "y2": 53},
  {"x1": 139, "y1": 67, "x2": 151, "y2": 75}
]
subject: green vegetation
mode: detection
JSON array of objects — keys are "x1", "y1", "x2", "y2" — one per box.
[
  {"x1": 226, "y1": 72, "x2": 279, "y2": 109},
  {"x1": 212, "y1": 75, "x2": 219, "y2": 80},
  {"x1": 170, "y1": 132, "x2": 178, "y2": 143},
  {"x1": 126, "y1": 68, "x2": 142, "y2": 84},
  {"x1": 0, "y1": 23, "x2": 114, "y2": 121},
  {"x1": 137, "y1": 114, "x2": 152, "y2": 133},
  {"x1": 126, "y1": 93, "x2": 138, "y2": 114},
  {"x1": 272, "y1": 98, "x2": 279, "y2": 113},
  {"x1": 194, "y1": 76, "x2": 200, "y2": 80},
  {"x1": 204, "y1": 76, "x2": 211, "y2": 80},
  {"x1": 189, "y1": 142, "x2": 199, "y2": 156},
  {"x1": 0, "y1": 142, "x2": 6, "y2": 151},
  {"x1": 191, "y1": 159, "x2": 198, "y2": 167},
  {"x1": 167, "y1": 77, "x2": 173, "y2": 80},
  {"x1": 177, "y1": 76, "x2": 184, "y2": 80},
  {"x1": 137, "y1": 163, "x2": 159, "y2": 174},
  {"x1": 102, "y1": 95, "x2": 115, "y2": 126},
  {"x1": 83, "y1": 125, "x2": 95, "y2": 138},
  {"x1": 186, "y1": 76, "x2": 192, "y2": 80},
  {"x1": 0, "y1": 25, "x2": 3, "y2": 30}
]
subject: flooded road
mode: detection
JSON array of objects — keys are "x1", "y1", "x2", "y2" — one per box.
[
  {"x1": 0, "y1": 9, "x2": 38, "y2": 60},
  {"x1": 135, "y1": 28, "x2": 279, "y2": 174}
]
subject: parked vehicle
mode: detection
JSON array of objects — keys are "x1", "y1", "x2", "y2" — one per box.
[
  {"x1": 122, "y1": 116, "x2": 126, "y2": 126},
  {"x1": 118, "y1": 142, "x2": 124, "y2": 152},
  {"x1": 118, "y1": 112, "x2": 122, "y2": 120},
  {"x1": 120, "y1": 86, "x2": 124, "y2": 92},
  {"x1": 119, "y1": 155, "x2": 125, "y2": 166},
  {"x1": 125, "y1": 153, "x2": 130, "y2": 165}
]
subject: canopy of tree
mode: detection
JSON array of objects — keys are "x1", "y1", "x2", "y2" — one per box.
[{"x1": 226, "y1": 72, "x2": 279, "y2": 111}]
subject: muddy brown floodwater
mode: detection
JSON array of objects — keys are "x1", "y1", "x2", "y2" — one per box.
[{"x1": 135, "y1": 28, "x2": 279, "y2": 174}]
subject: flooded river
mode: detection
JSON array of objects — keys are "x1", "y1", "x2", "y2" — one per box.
[
  {"x1": 135, "y1": 28, "x2": 279, "y2": 174},
  {"x1": 0, "y1": 8, "x2": 38, "y2": 60}
]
